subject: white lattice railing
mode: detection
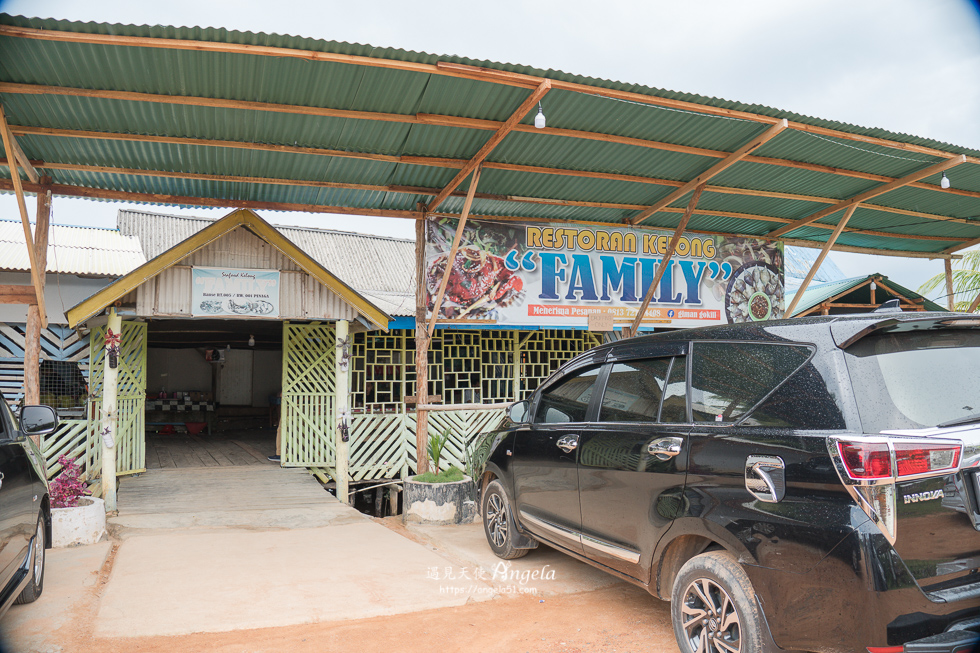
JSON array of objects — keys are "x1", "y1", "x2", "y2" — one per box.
[{"x1": 345, "y1": 408, "x2": 508, "y2": 481}]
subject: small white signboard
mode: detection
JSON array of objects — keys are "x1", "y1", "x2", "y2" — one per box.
[{"x1": 192, "y1": 267, "x2": 280, "y2": 318}]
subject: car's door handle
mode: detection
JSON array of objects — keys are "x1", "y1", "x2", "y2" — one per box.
[
  {"x1": 557, "y1": 435, "x2": 579, "y2": 453},
  {"x1": 648, "y1": 437, "x2": 684, "y2": 460}
]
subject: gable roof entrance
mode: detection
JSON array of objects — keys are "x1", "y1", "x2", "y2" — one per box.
[{"x1": 65, "y1": 208, "x2": 390, "y2": 329}]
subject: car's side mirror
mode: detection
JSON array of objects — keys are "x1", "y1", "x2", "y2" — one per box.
[
  {"x1": 20, "y1": 405, "x2": 59, "y2": 438},
  {"x1": 508, "y1": 400, "x2": 530, "y2": 424}
]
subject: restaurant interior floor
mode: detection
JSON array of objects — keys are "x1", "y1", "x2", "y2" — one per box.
[{"x1": 145, "y1": 426, "x2": 277, "y2": 470}]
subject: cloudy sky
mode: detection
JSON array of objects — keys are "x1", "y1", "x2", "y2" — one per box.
[{"x1": 2, "y1": 0, "x2": 979, "y2": 298}]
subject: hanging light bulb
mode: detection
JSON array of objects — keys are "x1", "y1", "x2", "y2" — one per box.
[
  {"x1": 870, "y1": 281, "x2": 877, "y2": 291},
  {"x1": 248, "y1": 334, "x2": 255, "y2": 347},
  {"x1": 941, "y1": 172, "x2": 951, "y2": 189},
  {"x1": 534, "y1": 102, "x2": 546, "y2": 129}
]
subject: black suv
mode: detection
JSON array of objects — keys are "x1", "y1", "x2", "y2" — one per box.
[
  {"x1": 477, "y1": 312, "x2": 980, "y2": 653},
  {"x1": 0, "y1": 398, "x2": 57, "y2": 621}
]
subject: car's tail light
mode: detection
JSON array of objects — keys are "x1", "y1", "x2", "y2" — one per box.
[
  {"x1": 893, "y1": 442, "x2": 960, "y2": 477},
  {"x1": 837, "y1": 439, "x2": 962, "y2": 481},
  {"x1": 839, "y1": 441, "x2": 891, "y2": 479},
  {"x1": 830, "y1": 436, "x2": 964, "y2": 545}
]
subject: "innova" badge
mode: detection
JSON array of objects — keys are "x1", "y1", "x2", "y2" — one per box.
[{"x1": 902, "y1": 490, "x2": 944, "y2": 504}]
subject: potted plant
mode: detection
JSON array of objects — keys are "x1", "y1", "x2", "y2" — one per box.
[
  {"x1": 50, "y1": 456, "x2": 106, "y2": 547},
  {"x1": 403, "y1": 429, "x2": 478, "y2": 525}
]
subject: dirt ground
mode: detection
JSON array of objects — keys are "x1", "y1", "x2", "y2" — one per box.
[
  {"x1": 21, "y1": 583, "x2": 678, "y2": 653},
  {"x1": 2, "y1": 515, "x2": 681, "y2": 653}
]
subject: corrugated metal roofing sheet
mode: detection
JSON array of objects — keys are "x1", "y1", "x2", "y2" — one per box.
[
  {"x1": 0, "y1": 219, "x2": 145, "y2": 275},
  {"x1": 786, "y1": 274, "x2": 946, "y2": 316},
  {"x1": 1, "y1": 14, "x2": 980, "y2": 258}
]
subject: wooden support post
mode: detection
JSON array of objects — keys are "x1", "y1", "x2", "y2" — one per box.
[
  {"x1": 23, "y1": 180, "x2": 51, "y2": 406},
  {"x1": 335, "y1": 319, "x2": 350, "y2": 504},
  {"x1": 785, "y1": 204, "x2": 858, "y2": 317},
  {"x1": 944, "y1": 259, "x2": 955, "y2": 311},
  {"x1": 102, "y1": 309, "x2": 120, "y2": 512},
  {"x1": 512, "y1": 331, "x2": 521, "y2": 402},
  {"x1": 414, "y1": 212, "x2": 430, "y2": 475},
  {"x1": 427, "y1": 166, "x2": 482, "y2": 336},
  {"x1": 0, "y1": 104, "x2": 46, "y2": 326},
  {"x1": 628, "y1": 184, "x2": 706, "y2": 337}
]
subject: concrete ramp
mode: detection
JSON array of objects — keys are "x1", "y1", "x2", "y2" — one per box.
[{"x1": 113, "y1": 465, "x2": 364, "y2": 530}]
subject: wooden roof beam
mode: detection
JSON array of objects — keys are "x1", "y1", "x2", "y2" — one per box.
[
  {"x1": 0, "y1": 177, "x2": 965, "y2": 259},
  {"x1": 0, "y1": 105, "x2": 46, "y2": 325},
  {"x1": 13, "y1": 125, "x2": 980, "y2": 227},
  {"x1": 0, "y1": 284, "x2": 40, "y2": 304},
  {"x1": 630, "y1": 120, "x2": 788, "y2": 225},
  {"x1": 768, "y1": 155, "x2": 967, "y2": 239},
  {"x1": 7, "y1": 92, "x2": 980, "y2": 202},
  {"x1": 15, "y1": 160, "x2": 965, "y2": 243},
  {"x1": 426, "y1": 80, "x2": 550, "y2": 212}
]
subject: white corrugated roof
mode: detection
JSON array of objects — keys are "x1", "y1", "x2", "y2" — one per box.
[
  {"x1": 118, "y1": 210, "x2": 416, "y2": 315},
  {"x1": 0, "y1": 220, "x2": 147, "y2": 276}
]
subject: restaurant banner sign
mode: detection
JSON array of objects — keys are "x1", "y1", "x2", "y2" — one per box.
[
  {"x1": 191, "y1": 267, "x2": 280, "y2": 318},
  {"x1": 424, "y1": 218, "x2": 784, "y2": 329}
]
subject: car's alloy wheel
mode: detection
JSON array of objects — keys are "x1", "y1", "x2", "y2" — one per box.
[
  {"x1": 16, "y1": 514, "x2": 46, "y2": 604},
  {"x1": 485, "y1": 493, "x2": 508, "y2": 547},
  {"x1": 481, "y1": 480, "x2": 529, "y2": 560},
  {"x1": 680, "y1": 577, "x2": 741, "y2": 653},
  {"x1": 670, "y1": 551, "x2": 762, "y2": 653}
]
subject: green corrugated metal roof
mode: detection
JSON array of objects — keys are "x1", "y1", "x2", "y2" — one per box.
[
  {"x1": 787, "y1": 274, "x2": 946, "y2": 316},
  {"x1": 2, "y1": 13, "x2": 980, "y2": 258}
]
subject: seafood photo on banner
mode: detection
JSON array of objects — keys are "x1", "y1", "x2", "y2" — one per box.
[
  {"x1": 425, "y1": 219, "x2": 526, "y2": 320},
  {"x1": 710, "y1": 238, "x2": 785, "y2": 323}
]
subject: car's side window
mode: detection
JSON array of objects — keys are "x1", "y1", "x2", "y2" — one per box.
[
  {"x1": 535, "y1": 366, "x2": 601, "y2": 424},
  {"x1": 659, "y1": 357, "x2": 688, "y2": 423},
  {"x1": 690, "y1": 342, "x2": 813, "y2": 423},
  {"x1": 598, "y1": 359, "x2": 669, "y2": 423}
]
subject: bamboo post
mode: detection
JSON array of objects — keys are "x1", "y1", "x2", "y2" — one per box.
[
  {"x1": 628, "y1": 184, "x2": 705, "y2": 337},
  {"x1": 944, "y1": 259, "x2": 955, "y2": 311},
  {"x1": 968, "y1": 291, "x2": 980, "y2": 314},
  {"x1": 786, "y1": 204, "x2": 858, "y2": 317},
  {"x1": 414, "y1": 212, "x2": 430, "y2": 475},
  {"x1": 0, "y1": 105, "x2": 46, "y2": 326},
  {"x1": 335, "y1": 319, "x2": 350, "y2": 504},
  {"x1": 512, "y1": 331, "x2": 521, "y2": 402},
  {"x1": 102, "y1": 308, "x2": 120, "y2": 512},
  {"x1": 427, "y1": 166, "x2": 482, "y2": 336},
  {"x1": 23, "y1": 180, "x2": 51, "y2": 408}
]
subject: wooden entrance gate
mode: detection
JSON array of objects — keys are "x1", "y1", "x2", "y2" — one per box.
[
  {"x1": 281, "y1": 322, "x2": 336, "y2": 467},
  {"x1": 87, "y1": 321, "x2": 148, "y2": 477}
]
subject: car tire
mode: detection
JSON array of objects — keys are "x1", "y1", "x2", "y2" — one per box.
[
  {"x1": 15, "y1": 514, "x2": 46, "y2": 604},
  {"x1": 670, "y1": 550, "x2": 763, "y2": 653},
  {"x1": 482, "y1": 479, "x2": 529, "y2": 560}
]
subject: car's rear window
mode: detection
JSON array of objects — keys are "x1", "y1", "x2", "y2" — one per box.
[
  {"x1": 845, "y1": 329, "x2": 980, "y2": 432},
  {"x1": 691, "y1": 342, "x2": 812, "y2": 423}
]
